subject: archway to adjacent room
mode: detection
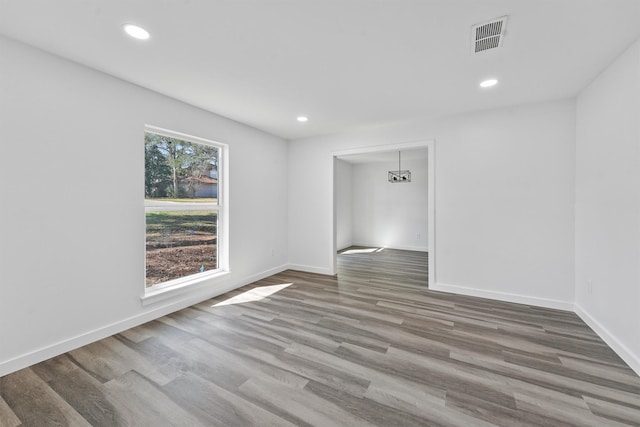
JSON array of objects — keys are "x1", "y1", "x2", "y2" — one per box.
[{"x1": 331, "y1": 140, "x2": 435, "y2": 288}]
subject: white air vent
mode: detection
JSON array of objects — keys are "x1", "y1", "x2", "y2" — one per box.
[{"x1": 471, "y1": 16, "x2": 508, "y2": 53}]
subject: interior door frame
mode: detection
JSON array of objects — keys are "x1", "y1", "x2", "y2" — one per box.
[{"x1": 331, "y1": 139, "x2": 435, "y2": 287}]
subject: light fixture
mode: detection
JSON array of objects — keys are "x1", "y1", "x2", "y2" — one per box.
[
  {"x1": 123, "y1": 24, "x2": 150, "y2": 40},
  {"x1": 480, "y1": 78, "x2": 498, "y2": 88},
  {"x1": 388, "y1": 151, "x2": 411, "y2": 183},
  {"x1": 296, "y1": 116, "x2": 308, "y2": 123}
]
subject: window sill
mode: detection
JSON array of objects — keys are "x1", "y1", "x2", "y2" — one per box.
[{"x1": 141, "y1": 269, "x2": 230, "y2": 306}]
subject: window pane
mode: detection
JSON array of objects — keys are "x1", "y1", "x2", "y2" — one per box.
[
  {"x1": 145, "y1": 132, "x2": 218, "y2": 201},
  {"x1": 145, "y1": 210, "x2": 218, "y2": 287}
]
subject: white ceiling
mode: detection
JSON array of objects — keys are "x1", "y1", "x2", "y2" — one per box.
[{"x1": 1, "y1": 1, "x2": 638, "y2": 140}]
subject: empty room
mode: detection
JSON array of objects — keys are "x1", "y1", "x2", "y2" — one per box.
[{"x1": 1, "y1": 1, "x2": 639, "y2": 426}]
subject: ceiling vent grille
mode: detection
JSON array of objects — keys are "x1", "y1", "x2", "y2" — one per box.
[{"x1": 472, "y1": 16, "x2": 508, "y2": 53}]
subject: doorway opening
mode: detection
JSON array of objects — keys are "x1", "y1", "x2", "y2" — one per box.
[{"x1": 332, "y1": 140, "x2": 435, "y2": 288}]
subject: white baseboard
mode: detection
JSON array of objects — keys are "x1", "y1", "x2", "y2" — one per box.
[
  {"x1": 351, "y1": 241, "x2": 428, "y2": 252},
  {"x1": 430, "y1": 282, "x2": 574, "y2": 311},
  {"x1": 0, "y1": 264, "x2": 289, "y2": 377},
  {"x1": 574, "y1": 303, "x2": 640, "y2": 376},
  {"x1": 286, "y1": 263, "x2": 336, "y2": 276}
]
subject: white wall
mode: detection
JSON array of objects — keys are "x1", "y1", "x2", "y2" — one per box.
[
  {"x1": 433, "y1": 102, "x2": 576, "y2": 307},
  {"x1": 335, "y1": 159, "x2": 353, "y2": 250},
  {"x1": 288, "y1": 99, "x2": 576, "y2": 308},
  {"x1": 351, "y1": 158, "x2": 428, "y2": 251},
  {"x1": 574, "y1": 39, "x2": 640, "y2": 374},
  {"x1": 0, "y1": 36, "x2": 289, "y2": 376}
]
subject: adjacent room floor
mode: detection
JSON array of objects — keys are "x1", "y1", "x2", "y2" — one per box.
[{"x1": 1, "y1": 248, "x2": 639, "y2": 426}]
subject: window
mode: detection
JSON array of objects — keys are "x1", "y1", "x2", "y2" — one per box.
[{"x1": 144, "y1": 126, "x2": 227, "y2": 292}]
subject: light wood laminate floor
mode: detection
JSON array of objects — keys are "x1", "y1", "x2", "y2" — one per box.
[{"x1": 2, "y1": 248, "x2": 640, "y2": 426}]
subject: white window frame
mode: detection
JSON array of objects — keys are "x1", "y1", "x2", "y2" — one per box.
[{"x1": 141, "y1": 125, "x2": 229, "y2": 305}]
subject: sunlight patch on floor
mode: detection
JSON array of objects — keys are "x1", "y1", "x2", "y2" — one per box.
[
  {"x1": 212, "y1": 283, "x2": 292, "y2": 307},
  {"x1": 341, "y1": 247, "x2": 384, "y2": 255}
]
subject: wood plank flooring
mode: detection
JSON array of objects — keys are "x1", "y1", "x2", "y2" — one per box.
[{"x1": 2, "y1": 247, "x2": 640, "y2": 426}]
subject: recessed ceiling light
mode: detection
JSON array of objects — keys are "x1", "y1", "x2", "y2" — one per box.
[
  {"x1": 123, "y1": 24, "x2": 150, "y2": 40},
  {"x1": 297, "y1": 116, "x2": 308, "y2": 123},
  {"x1": 480, "y1": 78, "x2": 498, "y2": 88}
]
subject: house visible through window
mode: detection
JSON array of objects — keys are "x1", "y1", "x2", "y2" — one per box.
[{"x1": 144, "y1": 127, "x2": 225, "y2": 289}]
